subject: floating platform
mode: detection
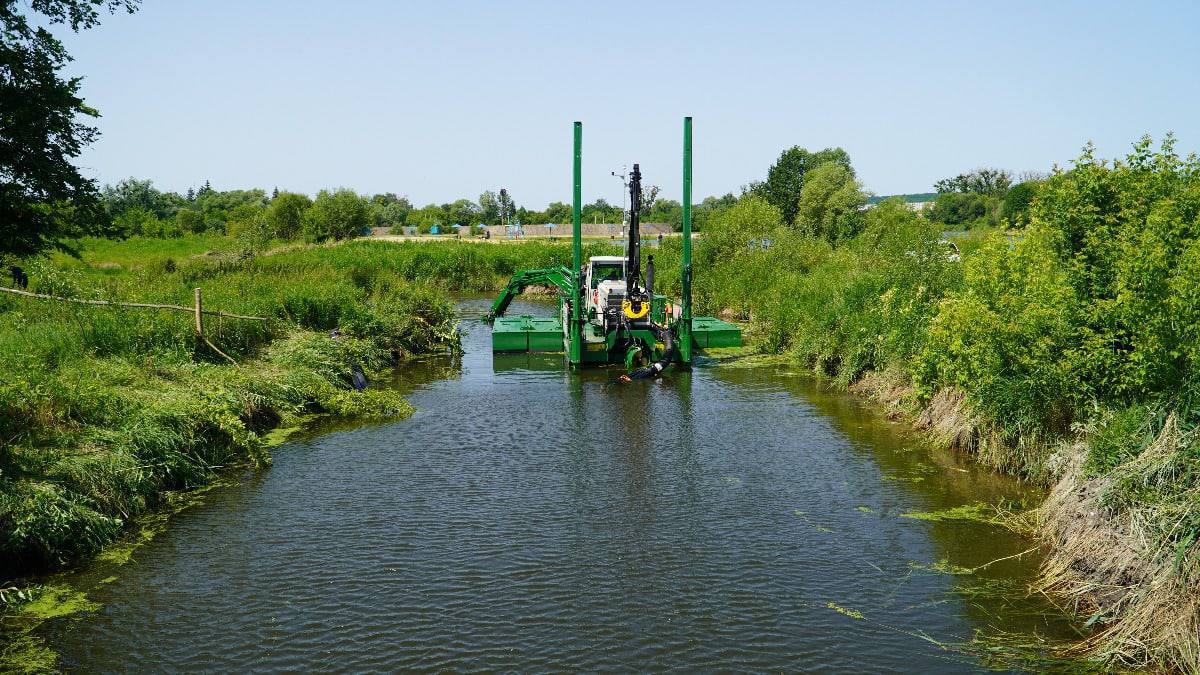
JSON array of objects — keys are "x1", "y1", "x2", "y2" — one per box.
[
  {"x1": 492, "y1": 315, "x2": 741, "y2": 353},
  {"x1": 491, "y1": 315, "x2": 564, "y2": 352},
  {"x1": 691, "y1": 317, "x2": 741, "y2": 349}
]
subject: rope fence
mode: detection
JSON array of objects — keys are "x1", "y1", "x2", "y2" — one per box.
[{"x1": 0, "y1": 285, "x2": 271, "y2": 364}]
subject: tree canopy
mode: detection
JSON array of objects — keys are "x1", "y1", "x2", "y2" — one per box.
[
  {"x1": 0, "y1": 0, "x2": 140, "y2": 255},
  {"x1": 760, "y1": 146, "x2": 852, "y2": 225},
  {"x1": 795, "y1": 163, "x2": 866, "y2": 242},
  {"x1": 934, "y1": 168, "x2": 1013, "y2": 196},
  {"x1": 303, "y1": 189, "x2": 368, "y2": 242}
]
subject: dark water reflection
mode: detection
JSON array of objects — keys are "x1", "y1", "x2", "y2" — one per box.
[{"x1": 45, "y1": 299, "x2": 1076, "y2": 672}]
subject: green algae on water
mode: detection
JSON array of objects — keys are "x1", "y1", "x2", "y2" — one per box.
[
  {"x1": 826, "y1": 601, "x2": 865, "y2": 620},
  {"x1": 0, "y1": 634, "x2": 57, "y2": 674},
  {"x1": 16, "y1": 585, "x2": 97, "y2": 622},
  {"x1": 909, "y1": 559, "x2": 975, "y2": 576},
  {"x1": 900, "y1": 502, "x2": 1002, "y2": 525}
]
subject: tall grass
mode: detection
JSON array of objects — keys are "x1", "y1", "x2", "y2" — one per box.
[{"x1": 0, "y1": 239, "x2": 461, "y2": 576}]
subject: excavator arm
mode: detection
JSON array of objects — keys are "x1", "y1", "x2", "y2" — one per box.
[{"x1": 484, "y1": 266, "x2": 575, "y2": 323}]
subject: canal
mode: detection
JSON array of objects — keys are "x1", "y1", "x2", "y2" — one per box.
[{"x1": 42, "y1": 299, "x2": 1077, "y2": 671}]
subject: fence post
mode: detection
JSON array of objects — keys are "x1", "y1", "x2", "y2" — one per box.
[{"x1": 193, "y1": 288, "x2": 203, "y2": 335}]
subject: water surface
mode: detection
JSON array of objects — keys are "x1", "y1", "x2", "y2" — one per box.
[{"x1": 45, "y1": 299, "x2": 1076, "y2": 671}]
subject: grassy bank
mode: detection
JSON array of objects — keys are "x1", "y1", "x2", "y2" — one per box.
[
  {"x1": 678, "y1": 138, "x2": 1199, "y2": 672},
  {"x1": 0, "y1": 239, "x2": 466, "y2": 580}
]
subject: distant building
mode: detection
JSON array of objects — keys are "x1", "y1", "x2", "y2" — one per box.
[{"x1": 864, "y1": 193, "x2": 937, "y2": 212}]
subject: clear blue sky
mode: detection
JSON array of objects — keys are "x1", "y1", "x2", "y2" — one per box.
[{"x1": 57, "y1": 0, "x2": 1200, "y2": 207}]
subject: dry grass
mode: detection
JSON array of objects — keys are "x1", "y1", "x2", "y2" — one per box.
[
  {"x1": 1039, "y1": 419, "x2": 1200, "y2": 673},
  {"x1": 849, "y1": 368, "x2": 1200, "y2": 671}
]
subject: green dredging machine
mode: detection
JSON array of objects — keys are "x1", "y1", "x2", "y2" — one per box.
[{"x1": 484, "y1": 118, "x2": 740, "y2": 377}]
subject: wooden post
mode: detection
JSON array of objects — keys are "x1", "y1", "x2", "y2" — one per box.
[{"x1": 193, "y1": 288, "x2": 203, "y2": 335}]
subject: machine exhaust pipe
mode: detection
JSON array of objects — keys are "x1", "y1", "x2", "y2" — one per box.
[{"x1": 646, "y1": 254, "x2": 654, "y2": 301}]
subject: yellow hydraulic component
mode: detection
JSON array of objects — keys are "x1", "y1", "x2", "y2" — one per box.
[{"x1": 622, "y1": 299, "x2": 649, "y2": 319}]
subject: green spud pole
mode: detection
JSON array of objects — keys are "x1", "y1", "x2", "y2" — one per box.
[
  {"x1": 570, "y1": 121, "x2": 583, "y2": 364},
  {"x1": 680, "y1": 116, "x2": 693, "y2": 364}
]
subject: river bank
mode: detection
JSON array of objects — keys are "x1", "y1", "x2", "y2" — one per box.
[
  {"x1": 0, "y1": 240, "x2": 462, "y2": 596},
  {"x1": 678, "y1": 139, "x2": 1200, "y2": 672}
]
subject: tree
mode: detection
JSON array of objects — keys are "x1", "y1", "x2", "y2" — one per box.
[
  {"x1": 645, "y1": 198, "x2": 683, "y2": 230},
  {"x1": 543, "y1": 201, "x2": 572, "y2": 223},
  {"x1": 497, "y1": 189, "x2": 516, "y2": 224},
  {"x1": 760, "y1": 146, "x2": 852, "y2": 225},
  {"x1": 194, "y1": 188, "x2": 268, "y2": 228},
  {"x1": 934, "y1": 168, "x2": 1012, "y2": 196},
  {"x1": 0, "y1": 0, "x2": 139, "y2": 255},
  {"x1": 478, "y1": 190, "x2": 501, "y2": 225},
  {"x1": 175, "y1": 208, "x2": 205, "y2": 234},
  {"x1": 263, "y1": 192, "x2": 311, "y2": 239},
  {"x1": 927, "y1": 192, "x2": 990, "y2": 227},
  {"x1": 408, "y1": 204, "x2": 444, "y2": 234},
  {"x1": 582, "y1": 198, "x2": 621, "y2": 223},
  {"x1": 640, "y1": 185, "x2": 661, "y2": 214},
  {"x1": 1000, "y1": 180, "x2": 1040, "y2": 226},
  {"x1": 692, "y1": 193, "x2": 738, "y2": 231},
  {"x1": 302, "y1": 189, "x2": 368, "y2": 242},
  {"x1": 102, "y1": 177, "x2": 182, "y2": 220},
  {"x1": 795, "y1": 163, "x2": 866, "y2": 242},
  {"x1": 446, "y1": 198, "x2": 478, "y2": 227}
]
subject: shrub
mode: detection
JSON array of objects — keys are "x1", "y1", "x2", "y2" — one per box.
[
  {"x1": 264, "y1": 192, "x2": 312, "y2": 240},
  {"x1": 302, "y1": 189, "x2": 368, "y2": 242},
  {"x1": 927, "y1": 191, "x2": 994, "y2": 228},
  {"x1": 795, "y1": 162, "x2": 866, "y2": 242},
  {"x1": 917, "y1": 227, "x2": 1077, "y2": 432}
]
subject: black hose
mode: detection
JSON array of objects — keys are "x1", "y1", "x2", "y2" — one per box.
[{"x1": 622, "y1": 322, "x2": 675, "y2": 381}]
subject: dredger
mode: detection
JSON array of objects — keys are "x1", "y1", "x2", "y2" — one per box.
[{"x1": 485, "y1": 118, "x2": 740, "y2": 377}]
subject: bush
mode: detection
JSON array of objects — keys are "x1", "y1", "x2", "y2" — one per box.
[
  {"x1": 927, "y1": 191, "x2": 994, "y2": 228},
  {"x1": 794, "y1": 162, "x2": 866, "y2": 242},
  {"x1": 302, "y1": 189, "x2": 369, "y2": 242},
  {"x1": 264, "y1": 192, "x2": 312, "y2": 240},
  {"x1": 917, "y1": 227, "x2": 1077, "y2": 432},
  {"x1": 1000, "y1": 180, "x2": 1039, "y2": 226}
]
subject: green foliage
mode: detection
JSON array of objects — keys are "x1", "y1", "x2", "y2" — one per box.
[
  {"x1": 689, "y1": 194, "x2": 790, "y2": 318},
  {"x1": 262, "y1": 192, "x2": 311, "y2": 240},
  {"x1": 102, "y1": 177, "x2": 182, "y2": 221},
  {"x1": 0, "y1": 237, "x2": 463, "y2": 575},
  {"x1": 760, "y1": 146, "x2": 853, "y2": 225},
  {"x1": 174, "y1": 208, "x2": 205, "y2": 234},
  {"x1": 927, "y1": 191, "x2": 995, "y2": 228},
  {"x1": 917, "y1": 227, "x2": 1077, "y2": 432},
  {"x1": 645, "y1": 198, "x2": 683, "y2": 229},
  {"x1": 0, "y1": 0, "x2": 138, "y2": 255},
  {"x1": 302, "y1": 189, "x2": 369, "y2": 242},
  {"x1": 1085, "y1": 405, "x2": 1155, "y2": 475},
  {"x1": 935, "y1": 168, "x2": 1013, "y2": 196},
  {"x1": 366, "y1": 194, "x2": 410, "y2": 229},
  {"x1": 581, "y1": 198, "x2": 623, "y2": 224},
  {"x1": 1000, "y1": 180, "x2": 1040, "y2": 226},
  {"x1": 795, "y1": 163, "x2": 867, "y2": 242}
]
